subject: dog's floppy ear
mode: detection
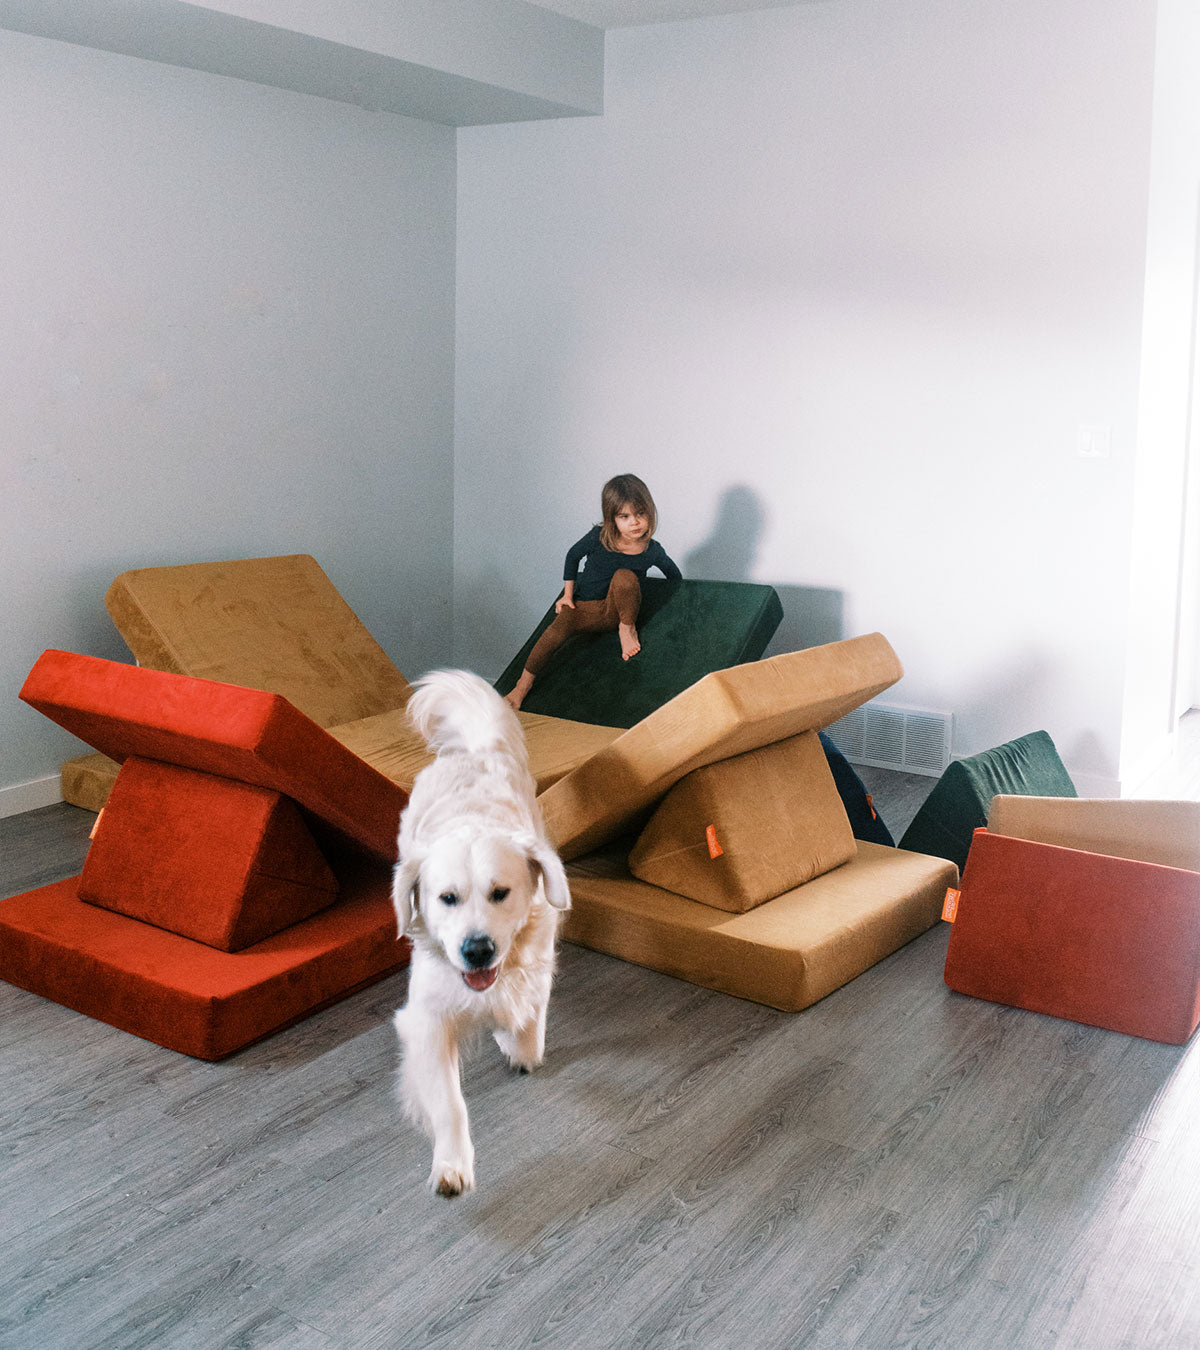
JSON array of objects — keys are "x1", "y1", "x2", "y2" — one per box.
[
  {"x1": 391, "y1": 855, "x2": 422, "y2": 934},
  {"x1": 524, "y1": 837, "x2": 571, "y2": 911}
]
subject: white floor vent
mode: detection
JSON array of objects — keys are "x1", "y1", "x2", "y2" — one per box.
[{"x1": 824, "y1": 703, "x2": 952, "y2": 776}]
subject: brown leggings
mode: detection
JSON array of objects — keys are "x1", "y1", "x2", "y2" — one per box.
[{"x1": 524, "y1": 569, "x2": 641, "y2": 676}]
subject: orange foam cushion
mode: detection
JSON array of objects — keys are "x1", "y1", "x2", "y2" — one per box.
[
  {"x1": 80, "y1": 758, "x2": 339, "y2": 951},
  {"x1": 0, "y1": 871, "x2": 407, "y2": 1059},
  {"x1": 944, "y1": 829, "x2": 1200, "y2": 1044},
  {"x1": 20, "y1": 650, "x2": 405, "y2": 863}
]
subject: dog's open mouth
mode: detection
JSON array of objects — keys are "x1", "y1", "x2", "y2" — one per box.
[{"x1": 462, "y1": 966, "x2": 499, "y2": 992}]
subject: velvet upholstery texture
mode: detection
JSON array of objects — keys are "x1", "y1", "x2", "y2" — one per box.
[
  {"x1": 550, "y1": 631, "x2": 950, "y2": 1010},
  {"x1": 0, "y1": 870, "x2": 405, "y2": 1060},
  {"x1": 22, "y1": 649, "x2": 406, "y2": 863},
  {"x1": 4, "y1": 650, "x2": 411, "y2": 1058},
  {"x1": 819, "y1": 732, "x2": 895, "y2": 846},
  {"x1": 59, "y1": 750, "x2": 122, "y2": 814},
  {"x1": 105, "y1": 553, "x2": 413, "y2": 728},
  {"x1": 540, "y1": 631, "x2": 904, "y2": 861},
  {"x1": 494, "y1": 579, "x2": 784, "y2": 728},
  {"x1": 944, "y1": 829, "x2": 1200, "y2": 1045},
  {"x1": 566, "y1": 842, "x2": 957, "y2": 1012},
  {"x1": 987, "y1": 795, "x2": 1200, "y2": 872},
  {"x1": 80, "y1": 757, "x2": 339, "y2": 951},
  {"x1": 61, "y1": 699, "x2": 624, "y2": 814},
  {"x1": 62, "y1": 552, "x2": 416, "y2": 812},
  {"x1": 628, "y1": 731, "x2": 856, "y2": 912},
  {"x1": 328, "y1": 705, "x2": 623, "y2": 795},
  {"x1": 899, "y1": 730, "x2": 1076, "y2": 870}
]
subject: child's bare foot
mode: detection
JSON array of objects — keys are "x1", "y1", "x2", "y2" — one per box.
[
  {"x1": 619, "y1": 623, "x2": 641, "y2": 661},
  {"x1": 504, "y1": 670, "x2": 535, "y2": 711}
]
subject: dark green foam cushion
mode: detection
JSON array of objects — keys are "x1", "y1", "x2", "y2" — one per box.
[
  {"x1": 899, "y1": 730, "x2": 1076, "y2": 870},
  {"x1": 494, "y1": 579, "x2": 783, "y2": 728}
]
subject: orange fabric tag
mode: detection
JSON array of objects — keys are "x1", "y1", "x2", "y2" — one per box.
[
  {"x1": 866, "y1": 793, "x2": 877, "y2": 821},
  {"x1": 705, "y1": 824, "x2": 723, "y2": 859},
  {"x1": 942, "y1": 887, "x2": 961, "y2": 922},
  {"x1": 88, "y1": 808, "x2": 105, "y2": 841}
]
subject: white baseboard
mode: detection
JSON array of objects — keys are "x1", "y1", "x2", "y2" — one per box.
[{"x1": 0, "y1": 774, "x2": 63, "y2": 819}]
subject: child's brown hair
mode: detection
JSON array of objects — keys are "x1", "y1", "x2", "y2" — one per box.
[{"x1": 598, "y1": 474, "x2": 658, "y2": 551}]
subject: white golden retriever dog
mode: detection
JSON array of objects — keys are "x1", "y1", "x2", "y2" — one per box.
[{"x1": 391, "y1": 669, "x2": 571, "y2": 1197}]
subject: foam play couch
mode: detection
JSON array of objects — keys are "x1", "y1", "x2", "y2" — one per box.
[
  {"x1": 539, "y1": 632, "x2": 960, "y2": 1011},
  {"x1": 2, "y1": 650, "x2": 411, "y2": 1059},
  {"x1": 9, "y1": 625, "x2": 958, "y2": 1044},
  {"x1": 61, "y1": 555, "x2": 784, "y2": 813}
]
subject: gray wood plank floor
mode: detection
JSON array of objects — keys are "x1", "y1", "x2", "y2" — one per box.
[{"x1": 2, "y1": 764, "x2": 1198, "y2": 1349}]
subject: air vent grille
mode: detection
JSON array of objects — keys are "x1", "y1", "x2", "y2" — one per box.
[{"x1": 825, "y1": 702, "x2": 952, "y2": 776}]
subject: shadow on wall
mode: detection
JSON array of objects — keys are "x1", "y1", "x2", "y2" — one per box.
[
  {"x1": 683, "y1": 484, "x2": 763, "y2": 581},
  {"x1": 683, "y1": 484, "x2": 844, "y2": 655}
]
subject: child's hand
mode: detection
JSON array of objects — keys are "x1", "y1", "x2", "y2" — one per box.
[{"x1": 555, "y1": 595, "x2": 575, "y2": 613}]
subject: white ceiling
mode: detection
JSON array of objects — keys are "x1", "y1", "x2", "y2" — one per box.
[{"x1": 528, "y1": 0, "x2": 812, "y2": 30}]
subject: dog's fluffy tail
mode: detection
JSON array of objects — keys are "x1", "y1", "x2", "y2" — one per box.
[{"x1": 407, "y1": 669, "x2": 529, "y2": 765}]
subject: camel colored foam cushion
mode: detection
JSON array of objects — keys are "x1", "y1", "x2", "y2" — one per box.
[
  {"x1": 540, "y1": 632, "x2": 903, "y2": 861},
  {"x1": 566, "y1": 842, "x2": 957, "y2": 1012},
  {"x1": 987, "y1": 796, "x2": 1200, "y2": 872},
  {"x1": 329, "y1": 705, "x2": 624, "y2": 795},
  {"x1": 105, "y1": 553, "x2": 412, "y2": 728},
  {"x1": 80, "y1": 757, "x2": 339, "y2": 952},
  {"x1": 61, "y1": 750, "x2": 120, "y2": 814},
  {"x1": 628, "y1": 731, "x2": 856, "y2": 912},
  {"x1": 944, "y1": 829, "x2": 1200, "y2": 1045}
]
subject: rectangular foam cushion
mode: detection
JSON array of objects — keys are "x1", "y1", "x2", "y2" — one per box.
[
  {"x1": 495, "y1": 578, "x2": 783, "y2": 728},
  {"x1": 987, "y1": 796, "x2": 1200, "y2": 872},
  {"x1": 60, "y1": 751, "x2": 119, "y2": 813},
  {"x1": 565, "y1": 842, "x2": 957, "y2": 1011},
  {"x1": 540, "y1": 632, "x2": 902, "y2": 860},
  {"x1": 21, "y1": 650, "x2": 405, "y2": 863},
  {"x1": 944, "y1": 830, "x2": 1200, "y2": 1044},
  {"x1": 80, "y1": 758, "x2": 338, "y2": 951},
  {"x1": 628, "y1": 731, "x2": 856, "y2": 911},
  {"x1": 0, "y1": 870, "x2": 406, "y2": 1059},
  {"x1": 105, "y1": 554, "x2": 413, "y2": 728},
  {"x1": 328, "y1": 706, "x2": 624, "y2": 794}
]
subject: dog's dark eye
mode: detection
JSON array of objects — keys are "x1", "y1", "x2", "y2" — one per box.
[
  {"x1": 439, "y1": 891, "x2": 460, "y2": 906},
  {"x1": 490, "y1": 887, "x2": 510, "y2": 904}
]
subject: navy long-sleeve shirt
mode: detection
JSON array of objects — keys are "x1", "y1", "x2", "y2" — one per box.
[{"x1": 564, "y1": 525, "x2": 682, "y2": 602}]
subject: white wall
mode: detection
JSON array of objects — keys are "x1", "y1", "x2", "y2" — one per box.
[
  {"x1": 454, "y1": 0, "x2": 1158, "y2": 795},
  {"x1": 1, "y1": 28, "x2": 456, "y2": 808}
]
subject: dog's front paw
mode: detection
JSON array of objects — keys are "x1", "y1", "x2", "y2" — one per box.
[
  {"x1": 430, "y1": 1159, "x2": 475, "y2": 1197},
  {"x1": 494, "y1": 1027, "x2": 542, "y2": 1074}
]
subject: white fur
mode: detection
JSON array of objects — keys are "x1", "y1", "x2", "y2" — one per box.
[{"x1": 391, "y1": 669, "x2": 570, "y2": 1197}]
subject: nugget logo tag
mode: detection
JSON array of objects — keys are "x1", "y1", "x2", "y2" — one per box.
[
  {"x1": 942, "y1": 887, "x2": 961, "y2": 922},
  {"x1": 706, "y1": 824, "x2": 723, "y2": 859}
]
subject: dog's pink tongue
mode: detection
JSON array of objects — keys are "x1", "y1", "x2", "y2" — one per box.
[{"x1": 463, "y1": 967, "x2": 498, "y2": 992}]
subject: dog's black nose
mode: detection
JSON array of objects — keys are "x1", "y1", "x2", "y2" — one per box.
[{"x1": 461, "y1": 933, "x2": 497, "y2": 970}]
